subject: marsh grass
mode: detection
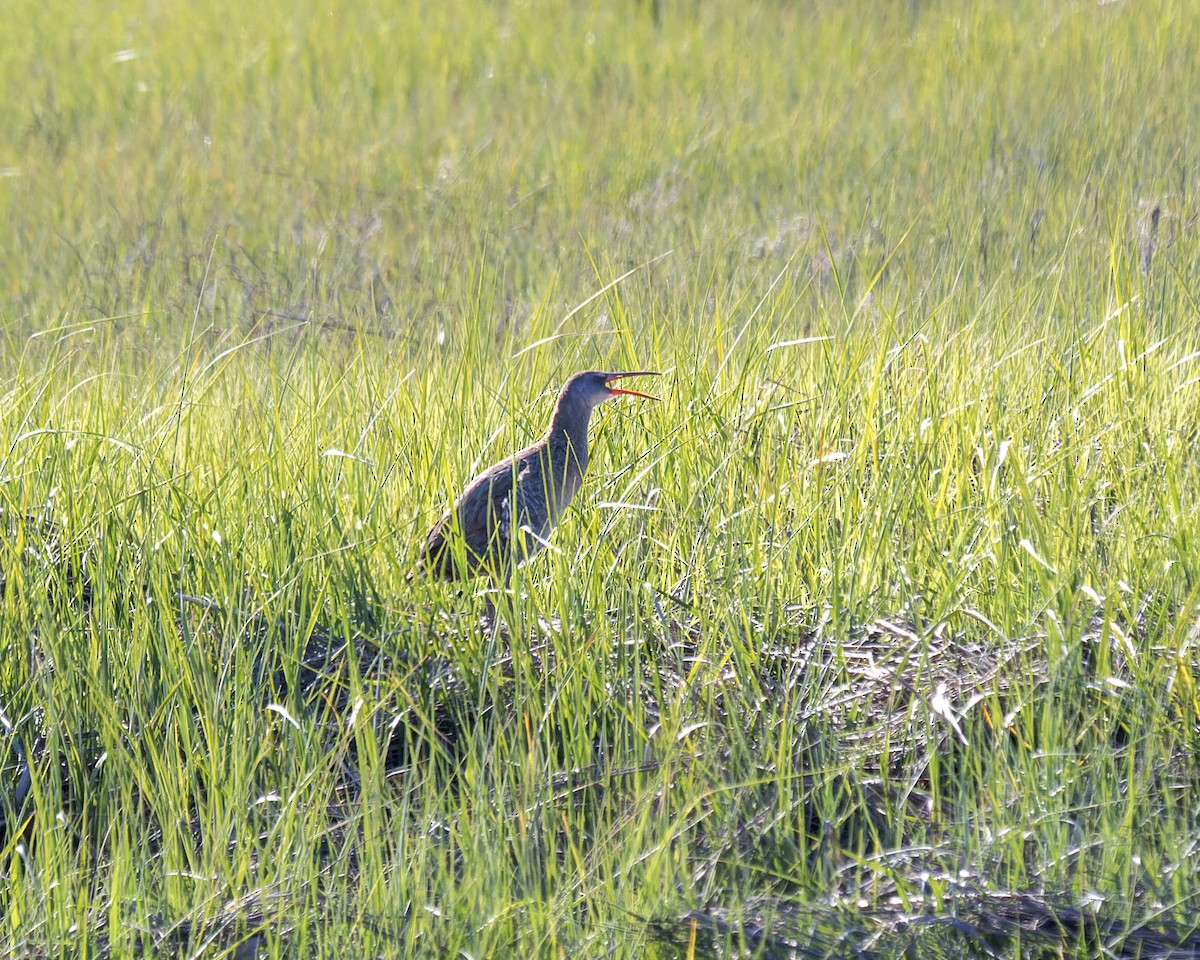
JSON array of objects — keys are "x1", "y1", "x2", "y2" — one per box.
[{"x1": 3, "y1": 0, "x2": 1200, "y2": 956}]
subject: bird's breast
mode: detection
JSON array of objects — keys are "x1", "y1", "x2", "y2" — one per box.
[{"x1": 546, "y1": 467, "x2": 582, "y2": 526}]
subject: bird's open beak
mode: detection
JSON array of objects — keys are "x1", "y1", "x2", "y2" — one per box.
[{"x1": 604, "y1": 371, "x2": 660, "y2": 401}]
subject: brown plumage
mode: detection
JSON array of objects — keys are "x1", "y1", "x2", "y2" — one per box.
[{"x1": 418, "y1": 370, "x2": 659, "y2": 581}]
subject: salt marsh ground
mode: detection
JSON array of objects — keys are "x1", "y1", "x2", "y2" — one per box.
[{"x1": 2, "y1": 1, "x2": 1200, "y2": 956}]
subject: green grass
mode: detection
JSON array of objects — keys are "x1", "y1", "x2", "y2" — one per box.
[{"x1": 3, "y1": 0, "x2": 1200, "y2": 956}]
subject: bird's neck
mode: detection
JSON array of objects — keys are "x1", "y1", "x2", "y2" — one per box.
[{"x1": 544, "y1": 394, "x2": 593, "y2": 472}]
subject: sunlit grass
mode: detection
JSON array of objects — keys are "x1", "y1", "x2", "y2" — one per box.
[{"x1": 2, "y1": 0, "x2": 1200, "y2": 956}]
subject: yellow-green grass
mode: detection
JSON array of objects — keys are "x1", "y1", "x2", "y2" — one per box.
[{"x1": 2, "y1": 0, "x2": 1200, "y2": 955}]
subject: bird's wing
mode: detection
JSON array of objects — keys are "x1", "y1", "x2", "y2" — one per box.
[
  {"x1": 419, "y1": 456, "x2": 523, "y2": 579},
  {"x1": 459, "y1": 461, "x2": 521, "y2": 557}
]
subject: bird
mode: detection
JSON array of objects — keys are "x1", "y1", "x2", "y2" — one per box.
[{"x1": 418, "y1": 370, "x2": 659, "y2": 584}]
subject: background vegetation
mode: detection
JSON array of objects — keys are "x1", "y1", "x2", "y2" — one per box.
[{"x1": 2, "y1": 0, "x2": 1199, "y2": 955}]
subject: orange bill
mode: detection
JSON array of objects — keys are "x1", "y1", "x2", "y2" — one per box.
[{"x1": 604, "y1": 371, "x2": 660, "y2": 400}]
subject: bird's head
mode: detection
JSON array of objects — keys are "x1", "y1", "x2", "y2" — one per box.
[{"x1": 562, "y1": 370, "x2": 660, "y2": 408}]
